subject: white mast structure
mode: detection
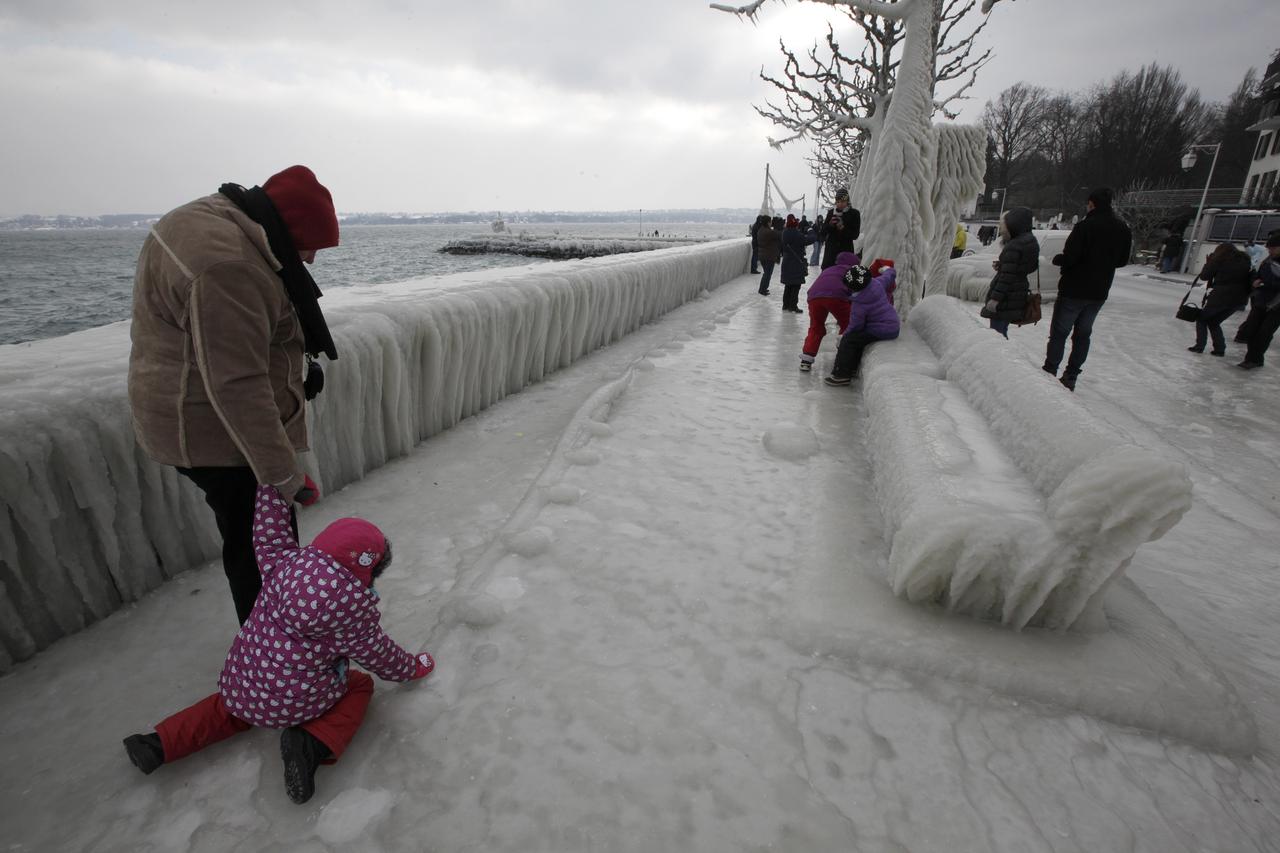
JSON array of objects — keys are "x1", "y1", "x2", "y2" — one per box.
[{"x1": 759, "y1": 164, "x2": 805, "y2": 218}]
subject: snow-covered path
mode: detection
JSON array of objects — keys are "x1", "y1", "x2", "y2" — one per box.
[{"x1": 2, "y1": 270, "x2": 1279, "y2": 852}]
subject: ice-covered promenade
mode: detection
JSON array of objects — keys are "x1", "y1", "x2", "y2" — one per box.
[{"x1": 2, "y1": 246, "x2": 1280, "y2": 852}]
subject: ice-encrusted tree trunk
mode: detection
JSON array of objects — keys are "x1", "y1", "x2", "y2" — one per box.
[
  {"x1": 714, "y1": 0, "x2": 1012, "y2": 315},
  {"x1": 925, "y1": 124, "x2": 987, "y2": 292}
]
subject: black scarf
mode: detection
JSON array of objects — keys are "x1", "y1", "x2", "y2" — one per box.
[{"x1": 218, "y1": 183, "x2": 338, "y2": 360}]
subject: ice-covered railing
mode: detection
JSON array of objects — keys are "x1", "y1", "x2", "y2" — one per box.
[
  {"x1": 862, "y1": 295, "x2": 1192, "y2": 630},
  {"x1": 0, "y1": 240, "x2": 747, "y2": 671}
]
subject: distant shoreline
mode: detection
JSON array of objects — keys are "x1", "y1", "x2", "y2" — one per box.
[{"x1": 1, "y1": 209, "x2": 763, "y2": 232}]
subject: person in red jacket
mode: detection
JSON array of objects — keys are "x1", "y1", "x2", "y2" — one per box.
[{"x1": 123, "y1": 485, "x2": 435, "y2": 804}]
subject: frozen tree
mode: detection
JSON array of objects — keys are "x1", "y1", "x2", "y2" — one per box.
[
  {"x1": 714, "y1": 0, "x2": 1016, "y2": 316},
  {"x1": 743, "y1": 0, "x2": 994, "y2": 213}
]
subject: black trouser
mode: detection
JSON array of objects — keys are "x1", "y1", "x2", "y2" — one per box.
[
  {"x1": 177, "y1": 465, "x2": 298, "y2": 625},
  {"x1": 831, "y1": 330, "x2": 880, "y2": 378},
  {"x1": 1236, "y1": 299, "x2": 1267, "y2": 342},
  {"x1": 782, "y1": 282, "x2": 803, "y2": 311},
  {"x1": 1245, "y1": 308, "x2": 1280, "y2": 366}
]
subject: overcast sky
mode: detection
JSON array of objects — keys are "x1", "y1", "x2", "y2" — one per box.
[{"x1": 0, "y1": 0, "x2": 1274, "y2": 217}]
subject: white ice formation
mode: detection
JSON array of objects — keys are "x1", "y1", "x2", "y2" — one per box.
[
  {"x1": 0, "y1": 240, "x2": 747, "y2": 671},
  {"x1": 862, "y1": 295, "x2": 1193, "y2": 630}
]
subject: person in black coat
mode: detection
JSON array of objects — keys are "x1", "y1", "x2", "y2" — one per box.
[
  {"x1": 1041, "y1": 187, "x2": 1132, "y2": 391},
  {"x1": 756, "y1": 216, "x2": 783, "y2": 295},
  {"x1": 1240, "y1": 236, "x2": 1280, "y2": 369},
  {"x1": 819, "y1": 187, "x2": 861, "y2": 269},
  {"x1": 779, "y1": 215, "x2": 817, "y2": 313},
  {"x1": 1188, "y1": 243, "x2": 1253, "y2": 356},
  {"x1": 981, "y1": 207, "x2": 1039, "y2": 338},
  {"x1": 748, "y1": 214, "x2": 769, "y2": 274}
]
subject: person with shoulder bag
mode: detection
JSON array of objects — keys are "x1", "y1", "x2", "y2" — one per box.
[
  {"x1": 1187, "y1": 243, "x2": 1252, "y2": 356},
  {"x1": 981, "y1": 207, "x2": 1039, "y2": 338}
]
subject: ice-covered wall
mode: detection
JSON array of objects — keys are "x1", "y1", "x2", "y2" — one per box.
[
  {"x1": 0, "y1": 240, "x2": 748, "y2": 671},
  {"x1": 862, "y1": 295, "x2": 1193, "y2": 630}
]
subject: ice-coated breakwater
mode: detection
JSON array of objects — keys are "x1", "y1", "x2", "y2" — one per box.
[
  {"x1": 0, "y1": 240, "x2": 748, "y2": 671},
  {"x1": 440, "y1": 234, "x2": 707, "y2": 259}
]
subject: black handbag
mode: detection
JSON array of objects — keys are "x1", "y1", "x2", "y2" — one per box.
[{"x1": 1176, "y1": 279, "x2": 1205, "y2": 322}]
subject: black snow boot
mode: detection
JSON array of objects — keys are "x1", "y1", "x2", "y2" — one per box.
[
  {"x1": 123, "y1": 732, "x2": 165, "y2": 775},
  {"x1": 280, "y1": 726, "x2": 332, "y2": 804}
]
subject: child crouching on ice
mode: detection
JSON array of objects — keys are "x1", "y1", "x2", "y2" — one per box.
[
  {"x1": 824, "y1": 263, "x2": 901, "y2": 386},
  {"x1": 123, "y1": 484, "x2": 435, "y2": 804},
  {"x1": 799, "y1": 250, "x2": 861, "y2": 372}
]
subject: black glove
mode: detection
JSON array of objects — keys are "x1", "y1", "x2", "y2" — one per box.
[
  {"x1": 303, "y1": 359, "x2": 325, "y2": 400},
  {"x1": 1052, "y1": 253, "x2": 1065, "y2": 266}
]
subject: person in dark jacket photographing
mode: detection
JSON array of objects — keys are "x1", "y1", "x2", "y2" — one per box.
[
  {"x1": 1041, "y1": 187, "x2": 1132, "y2": 391},
  {"x1": 820, "y1": 187, "x2": 861, "y2": 270}
]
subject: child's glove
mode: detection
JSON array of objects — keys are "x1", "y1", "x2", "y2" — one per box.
[
  {"x1": 294, "y1": 474, "x2": 320, "y2": 506},
  {"x1": 411, "y1": 652, "x2": 435, "y2": 680}
]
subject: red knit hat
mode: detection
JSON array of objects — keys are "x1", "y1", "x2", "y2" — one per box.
[
  {"x1": 868, "y1": 258, "x2": 895, "y2": 277},
  {"x1": 310, "y1": 517, "x2": 387, "y2": 587},
  {"x1": 262, "y1": 165, "x2": 340, "y2": 251}
]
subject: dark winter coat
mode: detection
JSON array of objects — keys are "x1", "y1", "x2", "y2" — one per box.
[
  {"x1": 780, "y1": 227, "x2": 817, "y2": 284},
  {"x1": 756, "y1": 224, "x2": 782, "y2": 264},
  {"x1": 1053, "y1": 205, "x2": 1132, "y2": 301},
  {"x1": 820, "y1": 206, "x2": 861, "y2": 268},
  {"x1": 984, "y1": 207, "x2": 1039, "y2": 322},
  {"x1": 1199, "y1": 250, "x2": 1254, "y2": 313},
  {"x1": 1161, "y1": 234, "x2": 1185, "y2": 260}
]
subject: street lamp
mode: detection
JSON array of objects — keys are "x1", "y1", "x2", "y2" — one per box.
[
  {"x1": 1180, "y1": 143, "x2": 1221, "y2": 274},
  {"x1": 993, "y1": 188, "x2": 1007, "y2": 222}
]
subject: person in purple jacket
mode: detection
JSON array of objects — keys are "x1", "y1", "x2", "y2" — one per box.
[
  {"x1": 123, "y1": 485, "x2": 435, "y2": 804},
  {"x1": 824, "y1": 264, "x2": 901, "y2": 386},
  {"x1": 799, "y1": 250, "x2": 860, "y2": 372}
]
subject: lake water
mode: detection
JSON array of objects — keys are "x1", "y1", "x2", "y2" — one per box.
[{"x1": 0, "y1": 221, "x2": 741, "y2": 345}]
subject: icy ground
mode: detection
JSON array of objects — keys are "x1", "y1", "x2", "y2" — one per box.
[{"x1": 2, "y1": 270, "x2": 1279, "y2": 852}]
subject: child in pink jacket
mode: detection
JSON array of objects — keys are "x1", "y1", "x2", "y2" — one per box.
[{"x1": 123, "y1": 485, "x2": 434, "y2": 804}]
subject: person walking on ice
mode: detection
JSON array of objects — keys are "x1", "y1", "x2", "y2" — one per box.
[{"x1": 123, "y1": 485, "x2": 436, "y2": 804}]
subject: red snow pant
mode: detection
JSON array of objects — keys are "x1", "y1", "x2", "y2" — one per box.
[
  {"x1": 154, "y1": 671, "x2": 374, "y2": 765},
  {"x1": 802, "y1": 298, "x2": 852, "y2": 358}
]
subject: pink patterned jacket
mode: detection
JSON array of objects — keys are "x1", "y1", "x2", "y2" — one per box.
[{"x1": 217, "y1": 486, "x2": 418, "y2": 728}]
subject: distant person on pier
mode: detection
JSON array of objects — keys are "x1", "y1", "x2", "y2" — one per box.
[
  {"x1": 128, "y1": 165, "x2": 339, "y2": 625},
  {"x1": 1238, "y1": 235, "x2": 1280, "y2": 370},
  {"x1": 1186, "y1": 243, "x2": 1251, "y2": 357},
  {"x1": 1159, "y1": 230, "x2": 1185, "y2": 273},
  {"x1": 950, "y1": 223, "x2": 968, "y2": 259},
  {"x1": 820, "y1": 187, "x2": 861, "y2": 270},
  {"x1": 809, "y1": 210, "x2": 826, "y2": 266},
  {"x1": 779, "y1": 214, "x2": 817, "y2": 313},
  {"x1": 756, "y1": 216, "x2": 783, "y2": 296},
  {"x1": 1041, "y1": 187, "x2": 1132, "y2": 392},
  {"x1": 749, "y1": 214, "x2": 769, "y2": 274}
]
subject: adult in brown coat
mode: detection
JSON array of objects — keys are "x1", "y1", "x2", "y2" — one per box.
[{"x1": 128, "y1": 165, "x2": 340, "y2": 623}]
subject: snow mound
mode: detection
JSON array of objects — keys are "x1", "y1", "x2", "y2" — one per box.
[
  {"x1": 316, "y1": 787, "x2": 396, "y2": 844},
  {"x1": 506, "y1": 527, "x2": 553, "y2": 558},
  {"x1": 439, "y1": 593, "x2": 505, "y2": 628},
  {"x1": 762, "y1": 424, "x2": 819, "y2": 461}
]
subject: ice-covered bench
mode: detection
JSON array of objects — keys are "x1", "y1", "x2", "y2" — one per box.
[{"x1": 862, "y1": 295, "x2": 1192, "y2": 630}]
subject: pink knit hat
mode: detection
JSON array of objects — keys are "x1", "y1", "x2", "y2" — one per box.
[{"x1": 310, "y1": 518, "x2": 387, "y2": 587}]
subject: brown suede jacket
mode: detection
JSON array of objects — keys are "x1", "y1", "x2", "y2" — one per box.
[{"x1": 128, "y1": 193, "x2": 308, "y2": 498}]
